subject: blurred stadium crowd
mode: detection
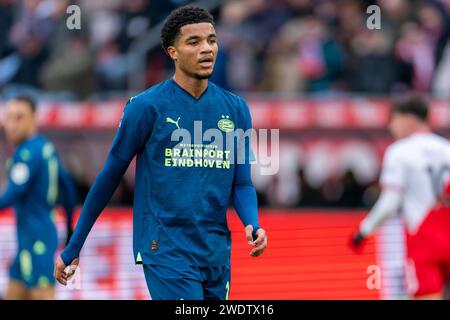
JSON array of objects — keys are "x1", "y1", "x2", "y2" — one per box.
[
  {"x1": 0, "y1": 0, "x2": 449, "y2": 100},
  {"x1": 0, "y1": 0, "x2": 449, "y2": 209}
]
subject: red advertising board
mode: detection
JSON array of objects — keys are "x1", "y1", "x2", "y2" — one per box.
[
  {"x1": 0, "y1": 99, "x2": 448, "y2": 130},
  {"x1": 0, "y1": 209, "x2": 383, "y2": 299}
]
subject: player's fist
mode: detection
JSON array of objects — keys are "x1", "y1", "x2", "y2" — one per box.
[
  {"x1": 245, "y1": 225, "x2": 267, "y2": 257},
  {"x1": 348, "y1": 231, "x2": 366, "y2": 254},
  {"x1": 54, "y1": 255, "x2": 79, "y2": 286}
]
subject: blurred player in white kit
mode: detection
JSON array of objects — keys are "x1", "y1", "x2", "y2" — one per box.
[{"x1": 350, "y1": 95, "x2": 450, "y2": 300}]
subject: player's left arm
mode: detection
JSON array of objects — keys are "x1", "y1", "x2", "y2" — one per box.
[
  {"x1": 232, "y1": 99, "x2": 267, "y2": 257},
  {"x1": 57, "y1": 163, "x2": 78, "y2": 245},
  {"x1": 0, "y1": 183, "x2": 21, "y2": 210},
  {"x1": 55, "y1": 96, "x2": 155, "y2": 285},
  {"x1": 0, "y1": 152, "x2": 40, "y2": 210}
]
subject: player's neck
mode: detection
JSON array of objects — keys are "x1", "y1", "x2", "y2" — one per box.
[
  {"x1": 12, "y1": 129, "x2": 37, "y2": 148},
  {"x1": 412, "y1": 124, "x2": 431, "y2": 135},
  {"x1": 172, "y1": 73, "x2": 208, "y2": 99},
  {"x1": 404, "y1": 125, "x2": 431, "y2": 139},
  {"x1": 27, "y1": 128, "x2": 38, "y2": 140}
]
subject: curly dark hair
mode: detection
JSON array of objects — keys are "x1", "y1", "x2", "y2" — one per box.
[{"x1": 160, "y1": 6, "x2": 215, "y2": 53}]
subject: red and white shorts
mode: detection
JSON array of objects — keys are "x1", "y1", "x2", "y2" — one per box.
[{"x1": 405, "y1": 207, "x2": 450, "y2": 298}]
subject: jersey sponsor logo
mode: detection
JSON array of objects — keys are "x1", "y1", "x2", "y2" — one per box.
[
  {"x1": 218, "y1": 115, "x2": 234, "y2": 132},
  {"x1": 151, "y1": 240, "x2": 158, "y2": 251},
  {"x1": 10, "y1": 162, "x2": 30, "y2": 185},
  {"x1": 166, "y1": 116, "x2": 181, "y2": 129},
  {"x1": 164, "y1": 144, "x2": 232, "y2": 170}
]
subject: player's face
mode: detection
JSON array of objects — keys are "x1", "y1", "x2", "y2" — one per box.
[
  {"x1": 169, "y1": 22, "x2": 218, "y2": 79},
  {"x1": 389, "y1": 112, "x2": 415, "y2": 140},
  {"x1": 4, "y1": 101, "x2": 36, "y2": 146}
]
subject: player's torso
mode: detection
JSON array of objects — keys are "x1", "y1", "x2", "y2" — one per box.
[
  {"x1": 8, "y1": 135, "x2": 59, "y2": 246},
  {"x1": 132, "y1": 81, "x2": 246, "y2": 266},
  {"x1": 394, "y1": 133, "x2": 450, "y2": 233},
  {"x1": 136, "y1": 81, "x2": 244, "y2": 218}
]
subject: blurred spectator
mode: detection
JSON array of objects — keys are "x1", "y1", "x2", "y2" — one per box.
[
  {"x1": 39, "y1": 0, "x2": 95, "y2": 99},
  {"x1": 148, "y1": 0, "x2": 193, "y2": 27},
  {"x1": 348, "y1": 29, "x2": 408, "y2": 93},
  {"x1": 433, "y1": 39, "x2": 450, "y2": 95},
  {"x1": 7, "y1": 0, "x2": 53, "y2": 87},
  {"x1": 0, "y1": 0, "x2": 14, "y2": 58},
  {"x1": 339, "y1": 170, "x2": 365, "y2": 207},
  {"x1": 321, "y1": 175, "x2": 345, "y2": 207},
  {"x1": 116, "y1": 0, "x2": 151, "y2": 53},
  {"x1": 214, "y1": 0, "x2": 289, "y2": 91},
  {"x1": 263, "y1": 16, "x2": 344, "y2": 93},
  {"x1": 95, "y1": 0, "x2": 152, "y2": 91},
  {"x1": 40, "y1": 34, "x2": 95, "y2": 99},
  {"x1": 395, "y1": 20, "x2": 435, "y2": 92},
  {"x1": 377, "y1": 0, "x2": 412, "y2": 38},
  {"x1": 0, "y1": 0, "x2": 449, "y2": 98},
  {"x1": 336, "y1": 0, "x2": 365, "y2": 53},
  {"x1": 296, "y1": 168, "x2": 323, "y2": 207}
]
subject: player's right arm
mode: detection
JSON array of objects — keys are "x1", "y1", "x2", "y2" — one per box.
[
  {"x1": 350, "y1": 145, "x2": 405, "y2": 250},
  {"x1": 54, "y1": 97, "x2": 155, "y2": 285}
]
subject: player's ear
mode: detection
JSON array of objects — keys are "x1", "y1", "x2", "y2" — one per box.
[{"x1": 167, "y1": 46, "x2": 178, "y2": 61}]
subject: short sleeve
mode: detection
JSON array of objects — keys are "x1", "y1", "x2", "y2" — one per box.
[
  {"x1": 379, "y1": 145, "x2": 405, "y2": 191},
  {"x1": 110, "y1": 97, "x2": 155, "y2": 162}
]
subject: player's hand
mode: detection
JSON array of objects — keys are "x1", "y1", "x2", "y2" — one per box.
[
  {"x1": 245, "y1": 225, "x2": 267, "y2": 257},
  {"x1": 54, "y1": 255, "x2": 79, "y2": 286},
  {"x1": 348, "y1": 230, "x2": 366, "y2": 254}
]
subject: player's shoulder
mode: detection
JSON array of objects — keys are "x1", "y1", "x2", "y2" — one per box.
[
  {"x1": 384, "y1": 138, "x2": 409, "y2": 160},
  {"x1": 36, "y1": 135, "x2": 58, "y2": 159},
  {"x1": 385, "y1": 133, "x2": 450, "y2": 159},
  {"x1": 126, "y1": 81, "x2": 170, "y2": 107},
  {"x1": 32, "y1": 134, "x2": 54, "y2": 150},
  {"x1": 14, "y1": 135, "x2": 49, "y2": 163},
  {"x1": 209, "y1": 81, "x2": 247, "y2": 106},
  {"x1": 403, "y1": 132, "x2": 449, "y2": 151},
  {"x1": 427, "y1": 133, "x2": 450, "y2": 157},
  {"x1": 209, "y1": 82, "x2": 250, "y2": 120},
  {"x1": 427, "y1": 133, "x2": 450, "y2": 148}
]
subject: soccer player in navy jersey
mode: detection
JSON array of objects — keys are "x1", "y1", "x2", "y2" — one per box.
[
  {"x1": 54, "y1": 6, "x2": 267, "y2": 300},
  {"x1": 0, "y1": 96, "x2": 77, "y2": 299}
]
